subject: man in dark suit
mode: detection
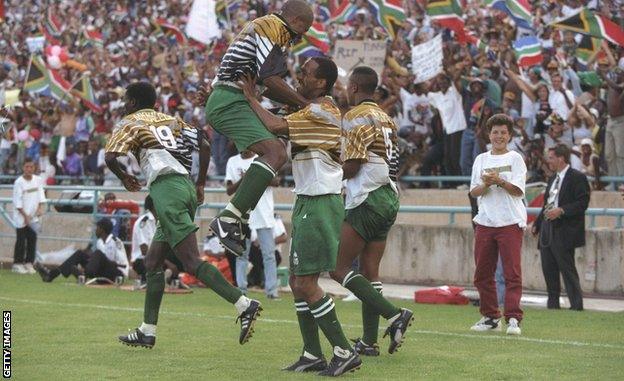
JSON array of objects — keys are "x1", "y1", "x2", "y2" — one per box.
[{"x1": 533, "y1": 144, "x2": 590, "y2": 311}]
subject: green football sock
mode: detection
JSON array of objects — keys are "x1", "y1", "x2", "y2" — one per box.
[
  {"x1": 344, "y1": 271, "x2": 400, "y2": 320},
  {"x1": 362, "y1": 282, "x2": 383, "y2": 345},
  {"x1": 144, "y1": 270, "x2": 165, "y2": 325},
  {"x1": 295, "y1": 299, "x2": 323, "y2": 358},
  {"x1": 220, "y1": 160, "x2": 276, "y2": 221},
  {"x1": 195, "y1": 261, "x2": 242, "y2": 304},
  {"x1": 309, "y1": 295, "x2": 351, "y2": 351}
]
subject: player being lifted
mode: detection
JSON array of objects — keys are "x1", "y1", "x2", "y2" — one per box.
[
  {"x1": 329, "y1": 67, "x2": 414, "y2": 355},
  {"x1": 203, "y1": 0, "x2": 313, "y2": 256},
  {"x1": 105, "y1": 82, "x2": 261, "y2": 349},
  {"x1": 239, "y1": 57, "x2": 361, "y2": 377}
]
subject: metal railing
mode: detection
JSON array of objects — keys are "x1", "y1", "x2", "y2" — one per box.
[
  {"x1": 1, "y1": 184, "x2": 623, "y2": 250},
  {"x1": 2, "y1": 174, "x2": 623, "y2": 188}
]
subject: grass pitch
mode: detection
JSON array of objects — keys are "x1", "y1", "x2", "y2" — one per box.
[{"x1": 2, "y1": 270, "x2": 623, "y2": 380}]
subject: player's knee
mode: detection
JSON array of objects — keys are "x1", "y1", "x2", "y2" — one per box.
[
  {"x1": 293, "y1": 276, "x2": 314, "y2": 294},
  {"x1": 262, "y1": 140, "x2": 287, "y2": 168},
  {"x1": 289, "y1": 275, "x2": 299, "y2": 294}
]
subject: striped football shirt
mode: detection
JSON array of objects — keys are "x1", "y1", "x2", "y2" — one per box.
[
  {"x1": 342, "y1": 101, "x2": 399, "y2": 209},
  {"x1": 285, "y1": 97, "x2": 343, "y2": 196},
  {"x1": 105, "y1": 109, "x2": 202, "y2": 185},
  {"x1": 215, "y1": 14, "x2": 294, "y2": 86}
]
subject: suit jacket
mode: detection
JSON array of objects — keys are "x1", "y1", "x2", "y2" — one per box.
[{"x1": 536, "y1": 168, "x2": 590, "y2": 250}]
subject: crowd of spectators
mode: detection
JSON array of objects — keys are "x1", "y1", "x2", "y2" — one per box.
[{"x1": 1, "y1": 0, "x2": 624, "y2": 191}]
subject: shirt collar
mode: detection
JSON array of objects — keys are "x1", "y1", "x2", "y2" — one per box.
[
  {"x1": 557, "y1": 164, "x2": 570, "y2": 180},
  {"x1": 104, "y1": 233, "x2": 114, "y2": 243}
]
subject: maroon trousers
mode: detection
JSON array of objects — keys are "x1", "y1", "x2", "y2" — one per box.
[{"x1": 474, "y1": 224, "x2": 524, "y2": 322}]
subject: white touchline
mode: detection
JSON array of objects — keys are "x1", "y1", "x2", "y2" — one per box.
[{"x1": 1, "y1": 296, "x2": 623, "y2": 350}]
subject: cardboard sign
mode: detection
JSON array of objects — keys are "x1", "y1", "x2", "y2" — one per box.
[
  {"x1": 333, "y1": 40, "x2": 387, "y2": 80},
  {"x1": 411, "y1": 34, "x2": 443, "y2": 83}
]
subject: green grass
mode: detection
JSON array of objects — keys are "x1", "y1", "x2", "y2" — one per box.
[{"x1": 2, "y1": 270, "x2": 623, "y2": 380}]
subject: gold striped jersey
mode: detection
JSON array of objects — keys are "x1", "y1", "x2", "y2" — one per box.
[
  {"x1": 342, "y1": 101, "x2": 399, "y2": 209},
  {"x1": 215, "y1": 14, "x2": 294, "y2": 86},
  {"x1": 285, "y1": 97, "x2": 343, "y2": 196},
  {"x1": 105, "y1": 109, "x2": 202, "y2": 186}
]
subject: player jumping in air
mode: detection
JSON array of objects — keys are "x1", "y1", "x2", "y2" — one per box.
[
  {"x1": 239, "y1": 57, "x2": 362, "y2": 377},
  {"x1": 105, "y1": 82, "x2": 261, "y2": 349},
  {"x1": 203, "y1": 0, "x2": 314, "y2": 256},
  {"x1": 329, "y1": 67, "x2": 414, "y2": 355}
]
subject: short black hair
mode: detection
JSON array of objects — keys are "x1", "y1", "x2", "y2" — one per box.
[
  {"x1": 23, "y1": 157, "x2": 35, "y2": 165},
  {"x1": 125, "y1": 82, "x2": 157, "y2": 109},
  {"x1": 351, "y1": 66, "x2": 378, "y2": 94},
  {"x1": 549, "y1": 143, "x2": 571, "y2": 164},
  {"x1": 144, "y1": 195, "x2": 154, "y2": 213},
  {"x1": 97, "y1": 218, "x2": 114, "y2": 236},
  {"x1": 310, "y1": 57, "x2": 338, "y2": 95},
  {"x1": 486, "y1": 113, "x2": 514, "y2": 135}
]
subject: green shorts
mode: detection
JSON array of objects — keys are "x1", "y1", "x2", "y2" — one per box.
[
  {"x1": 205, "y1": 85, "x2": 276, "y2": 152},
  {"x1": 345, "y1": 184, "x2": 399, "y2": 242},
  {"x1": 150, "y1": 174, "x2": 199, "y2": 248},
  {"x1": 290, "y1": 194, "x2": 344, "y2": 276}
]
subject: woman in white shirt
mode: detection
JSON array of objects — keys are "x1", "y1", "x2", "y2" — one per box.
[{"x1": 469, "y1": 114, "x2": 527, "y2": 336}]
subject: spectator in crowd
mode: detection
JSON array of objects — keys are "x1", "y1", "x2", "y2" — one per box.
[
  {"x1": 0, "y1": 0, "x2": 622, "y2": 190},
  {"x1": 62, "y1": 144, "x2": 83, "y2": 178},
  {"x1": 12, "y1": 158, "x2": 46, "y2": 274},
  {"x1": 83, "y1": 139, "x2": 106, "y2": 185},
  {"x1": 424, "y1": 74, "x2": 466, "y2": 178},
  {"x1": 600, "y1": 66, "x2": 624, "y2": 178},
  {"x1": 224, "y1": 150, "x2": 279, "y2": 299},
  {"x1": 533, "y1": 144, "x2": 590, "y2": 311},
  {"x1": 469, "y1": 114, "x2": 527, "y2": 336},
  {"x1": 35, "y1": 218, "x2": 129, "y2": 283},
  {"x1": 579, "y1": 138, "x2": 604, "y2": 189}
]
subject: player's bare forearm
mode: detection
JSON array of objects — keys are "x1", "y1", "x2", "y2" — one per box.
[
  {"x1": 104, "y1": 152, "x2": 129, "y2": 181},
  {"x1": 263, "y1": 75, "x2": 309, "y2": 108},
  {"x1": 105, "y1": 152, "x2": 142, "y2": 191},
  {"x1": 248, "y1": 96, "x2": 289, "y2": 135},
  {"x1": 196, "y1": 135, "x2": 211, "y2": 187},
  {"x1": 239, "y1": 73, "x2": 289, "y2": 135}
]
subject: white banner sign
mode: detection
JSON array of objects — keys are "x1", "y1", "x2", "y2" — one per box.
[
  {"x1": 185, "y1": 0, "x2": 221, "y2": 45},
  {"x1": 411, "y1": 34, "x2": 443, "y2": 83},
  {"x1": 333, "y1": 40, "x2": 387, "y2": 80},
  {"x1": 26, "y1": 36, "x2": 46, "y2": 53}
]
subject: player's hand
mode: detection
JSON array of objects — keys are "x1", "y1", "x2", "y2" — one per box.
[
  {"x1": 195, "y1": 85, "x2": 212, "y2": 106},
  {"x1": 121, "y1": 174, "x2": 142, "y2": 192},
  {"x1": 238, "y1": 73, "x2": 256, "y2": 100},
  {"x1": 23, "y1": 215, "x2": 31, "y2": 226},
  {"x1": 195, "y1": 184, "x2": 205, "y2": 205}
]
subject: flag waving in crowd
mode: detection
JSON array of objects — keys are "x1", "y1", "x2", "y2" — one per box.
[
  {"x1": 513, "y1": 36, "x2": 543, "y2": 68},
  {"x1": 550, "y1": 8, "x2": 624, "y2": 47},
  {"x1": 292, "y1": 22, "x2": 331, "y2": 57}
]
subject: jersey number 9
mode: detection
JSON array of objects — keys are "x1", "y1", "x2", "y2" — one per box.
[{"x1": 150, "y1": 125, "x2": 178, "y2": 149}]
